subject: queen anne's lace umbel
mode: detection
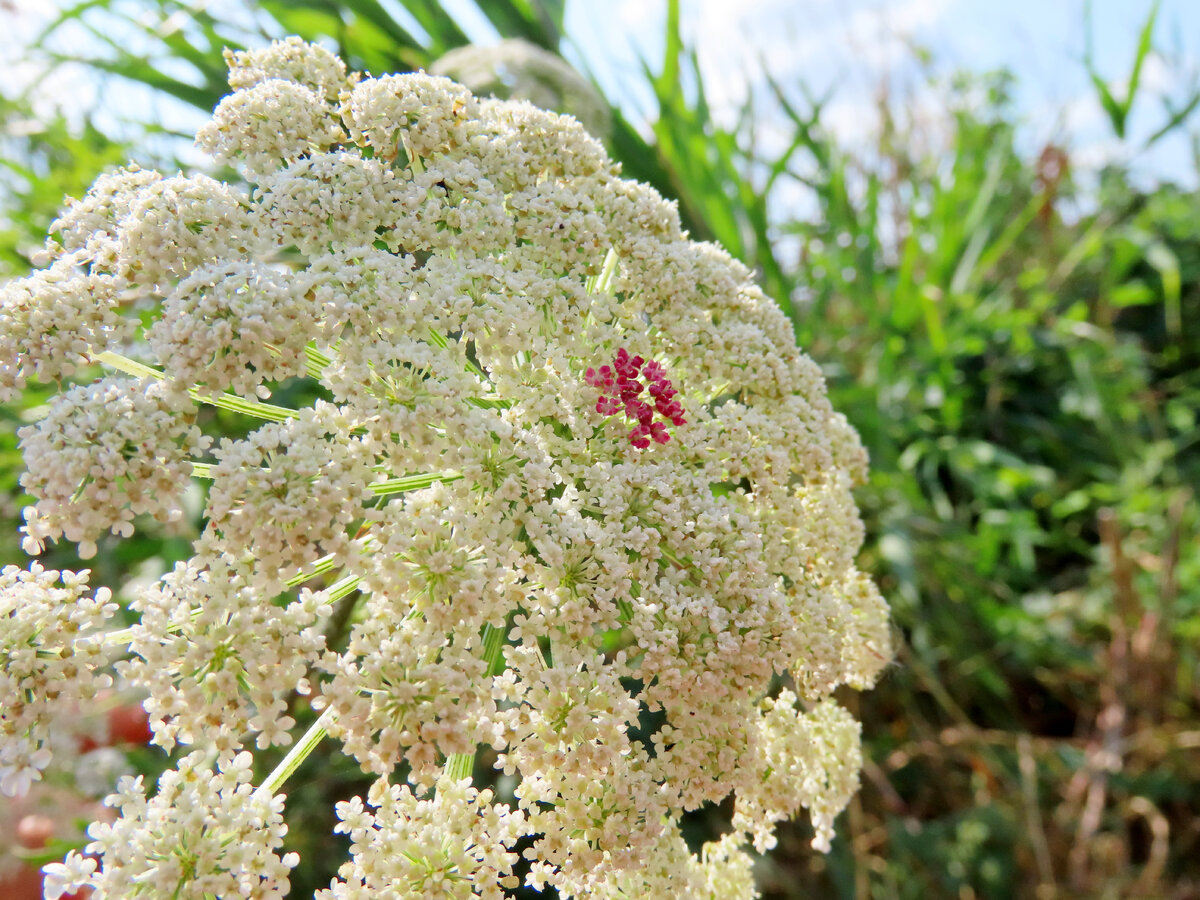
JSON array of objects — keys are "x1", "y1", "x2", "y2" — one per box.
[
  {"x1": 0, "y1": 564, "x2": 118, "y2": 798},
  {"x1": 2, "y1": 37, "x2": 892, "y2": 899}
]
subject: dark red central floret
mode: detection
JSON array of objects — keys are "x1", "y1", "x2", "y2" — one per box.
[{"x1": 585, "y1": 348, "x2": 686, "y2": 449}]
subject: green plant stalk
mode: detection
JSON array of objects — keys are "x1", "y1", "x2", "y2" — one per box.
[
  {"x1": 102, "y1": 564, "x2": 361, "y2": 648},
  {"x1": 96, "y1": 350, "x2": 298, "y2": 421},
  {"x1": 254, "y1": 707, "x2": 335, "y2": 800},
  {"x1": 189, "y1": 462, "x2": 463, "y2": 496},
  {"x1": 442, "y1": 621, "x2": 507, "y2": 783},
  {"x1": 586, "y1": 247, "x2": 620, "y2": 296}
]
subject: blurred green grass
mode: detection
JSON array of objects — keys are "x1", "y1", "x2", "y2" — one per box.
[{"x1": 3, "y1": 1, "x2": 1199, "y2": 897}]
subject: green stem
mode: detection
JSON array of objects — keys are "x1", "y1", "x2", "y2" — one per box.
[
  {"x1": 95, "y1": 351, "x2": 298, "y2": 422},
  {"x1": 443, "y1": 750, "x2": 474, "y2": 783},
  {"x1": 190, "y1": 461, "x2": 215, "y2": 479},
  {"x1": 102, "y1": 568, "x2": 361, "y2": 647},
  {"x1": 371, "y1": 471, "x2": 463, "y2": 495},
  {"x1": 658, "y1": 546, "x2": 702, "y2": 586},
  {"x1": 405, "y1": 138, "x2": 424, "y2": 174},
  {"x1": 587, "y1": 247, "x2": 620, "y2": 296},
  {"x1": 324, "y1": 572, "x2": 362, "y2": 603},
  {"x1": 304, "y1": 344, "x2": 333, "y2": 378},
  {"x1": 442, "y1": 622, "x2": 507, "y2": 783},
  {"x1": 190, "y1": 461, "x2": 462, "y2": 497},
  {"x1": 425, "y1": 326, "x2": 490, "y2": 382},
  {"x1": 254, "y1": 708, "x2": 334, "y2": 800}
]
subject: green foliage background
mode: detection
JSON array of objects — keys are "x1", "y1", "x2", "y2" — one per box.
[{"x1": 3, "y1": 1, "x2": 1198, "y2": 897}]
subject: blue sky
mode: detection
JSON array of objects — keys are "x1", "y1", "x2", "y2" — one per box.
[
  {"x1": 552, "y1": 0, "x2": 1200, "y2": 187},
  {"x1": 5, "y1": 0, "x2": 1198, "y2": 186}
]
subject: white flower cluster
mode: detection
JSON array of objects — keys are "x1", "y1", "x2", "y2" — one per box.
[
  {"x1": 3, "y1": 37, "x2": 893, "y2": 898},
  {"x1": 320, "y1": 776, "x2": 525, "y2": 900},
  {"x1": 0, "y1": 564, "x2": 118, "y2": 796},
  {"x1": 0, "y1": 251, "x2": 132, "y2": 399},
  {"x1": 43, "y1": 750, "x2": 298, "y2": 900},
  {"x1": 149, "y1": 260, "x2": 317, "y2": 398},
  {"x1": 120, "y1": 559, "x2": 330, "y2": 754},
  {"x1": 18, "y1": 376, "x2": 209, "y2": 558},
  {"x1": 198, "y1": 79, "x2": 344, "y2": 179}
]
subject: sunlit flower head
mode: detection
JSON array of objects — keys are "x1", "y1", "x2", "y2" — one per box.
[{"x1": 3, "y1": 37, "x2": 892, "y2": 898}]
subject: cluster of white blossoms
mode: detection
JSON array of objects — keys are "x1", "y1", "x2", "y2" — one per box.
[
  {"x1": 0, "y1": 564, "x2": 119, "y2": 797},
  {"x1": 18, "y1": 375, "x2": 210, "y2": 558},
  {"x1": 43, "y1": 751, "x2": 297, "y2": 900},
  {"x1": 320, "y1": 775, "x2": 525, "y2": 900},
  {"x1": 0, "y1": 37, "x2": 892, "y2": 898}
]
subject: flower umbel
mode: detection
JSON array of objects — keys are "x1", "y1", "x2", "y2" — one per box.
[
  {"x1": 44, "y1": 751, "x2": 298, "y2": 900},
  {"x1": 1, "y1": 37, "x2": 893, "y2": 900},
  {"x1": 0, "y1": 564, "x2": 119, "y2": 797}
]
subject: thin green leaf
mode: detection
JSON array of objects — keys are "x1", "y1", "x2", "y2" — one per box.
[
  {"x1": 1143, "y1": 240, "x2": 1182, "y2": 337},
  {"x1": 1124, "y1": 0, "x2": 1160, "y2": 121}
]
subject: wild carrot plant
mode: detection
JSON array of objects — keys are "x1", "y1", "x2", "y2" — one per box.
[{"x1": 1, "y1": 39, "x2": 890, "y2": 898}]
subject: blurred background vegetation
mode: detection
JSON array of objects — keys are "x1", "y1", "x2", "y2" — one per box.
[{"x1": 1, "y1": 1, "x2": 1198, "y2": 897}]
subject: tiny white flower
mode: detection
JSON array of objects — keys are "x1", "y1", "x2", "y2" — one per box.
[{"x1": 42, "y1": 850, "x2": 97, "y2": 900}]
